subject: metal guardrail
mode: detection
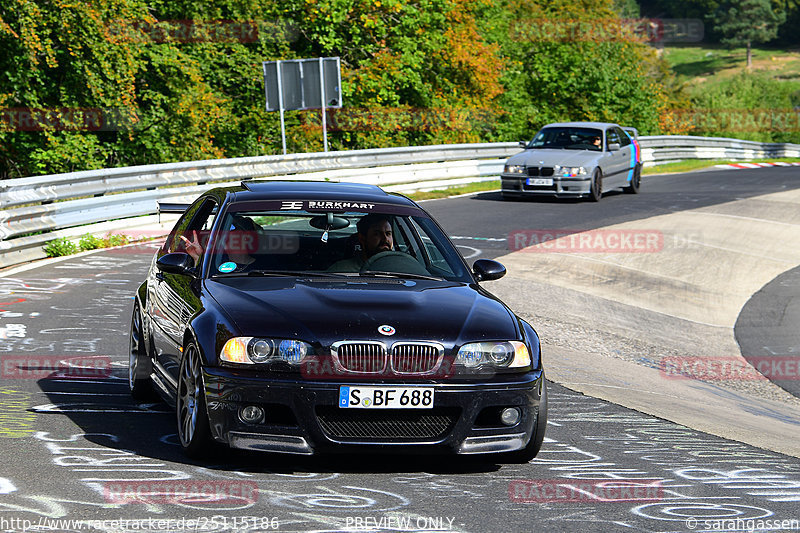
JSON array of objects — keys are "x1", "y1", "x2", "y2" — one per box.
[
  {"x1": 2, "y1": 136, "x2": 799, "y2": 269},
  {"x1": 638, "y1": 135, "x2": 800, "y2": 165}
]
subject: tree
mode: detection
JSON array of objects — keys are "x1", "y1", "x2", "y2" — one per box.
[{"x1": 711, "y1": 0, "x2": 786, "y2": 68}]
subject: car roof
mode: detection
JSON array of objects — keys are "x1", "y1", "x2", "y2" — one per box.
[
  {"x1": 210, "y1": 181, "x2": 417, "y2": 208},
  {"x1": 540, "y1": 121, "x2": 623, "y2": 129}
]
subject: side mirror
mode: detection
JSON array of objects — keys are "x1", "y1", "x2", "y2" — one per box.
[
  {"x1": 608, "y1": 143, "x2": 621, "y2": 152},
  {"x1": 518, "y1": 141, "x2": 528, "y2": 149},
  {"x1": 156, "y1": 252, "x2": 195, "y2": 275},
  {"x1": 473, "y1": 259, "x2": 506, "y2": 282}
]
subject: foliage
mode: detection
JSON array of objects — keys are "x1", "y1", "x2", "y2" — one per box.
[
  {"x1": 710, "y1": 0, "x2": 786, "y2": 67},
  {"x1": 79, "y1": 233, "x2": 105, "y2": 250},
  {"x1": 483, "y1": 0, "x2": 682, "y2": 139},
  {"x1": 685, "y1": 71, "x2": 800, "y2": 142},
  {"x1": 2, "y1": 0, "x2": 686, "y2": 178},
  {"x1": 103, "y1": 234, "x2": 131, "y2": 247},
  {"x1": 43, "y1": 238, "x2": 79, "y2": 257}
]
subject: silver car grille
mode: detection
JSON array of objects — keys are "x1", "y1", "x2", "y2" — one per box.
[
  {"x1": 331, "y1": 341, "x2": 444, "y2": 375},
  {"x1": 391, "y1": 343, "x2": 442, "y2": 374},
  {"x1": 334, "y1": 342, "x2": 386, "y2": 373}
]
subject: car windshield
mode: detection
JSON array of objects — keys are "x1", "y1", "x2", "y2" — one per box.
[
  {"x1": 205, "y1": 205, "x2": 471, "y2": 282},
  {"x1": 528, "y1": 127, "x2": 603, "y2": 151}
]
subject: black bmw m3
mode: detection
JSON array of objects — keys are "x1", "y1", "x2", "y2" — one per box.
[{"x1": 129, "y1": 181, "x2": 547, "y2": 460}]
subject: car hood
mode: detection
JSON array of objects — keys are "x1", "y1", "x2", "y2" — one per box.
[
  {"x1": 204, "y1": 277, "x2": 519, "y2": 348},
  {"x1": 507, "y1": 149, "x2": 600, "y2": 167}
]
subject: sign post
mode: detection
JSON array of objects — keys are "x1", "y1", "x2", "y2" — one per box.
[{"x1": 263, "y1": 57, "x2": 342, "y2": 154}]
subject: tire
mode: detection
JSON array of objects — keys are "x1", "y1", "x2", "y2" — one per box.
[
  {"x1": 588, "y1": 169, "x2": 603, "y2": 202},
  {"x1": 128, "y1": 303, "x2": 156, "y2": 401},
  {"x1": 624, "y1": 163, "x2": 641, "y2": 194},
  {"x1": 177, "y1": 342, "x2": 214, "y2": 458},
  {"x1": 505, "y1": 378, "x2": 548, "y2": 463}
]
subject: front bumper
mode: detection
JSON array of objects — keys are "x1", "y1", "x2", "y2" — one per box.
[
  {"x1": 501, "y1": 174, "x2": 591, "y2": 198},
  {"x1": 202, "y1": 368, "x2": 545, "y2": 455}
]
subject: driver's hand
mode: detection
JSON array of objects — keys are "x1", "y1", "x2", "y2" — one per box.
[{"x1": 179, "y1": 231, "x2": 203, "y2": 263}]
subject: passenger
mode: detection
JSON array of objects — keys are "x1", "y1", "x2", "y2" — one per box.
[
  {"x1": 328, "y1": 214, "x2": 394, "y2": 272},
  {"x1": 180, "y1": 216, "x2": 262, "y2": 272}
]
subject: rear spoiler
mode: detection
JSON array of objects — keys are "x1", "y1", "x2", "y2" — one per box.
[{"x1": 157, "y1": 202, "x2": 191, "y2": 214}]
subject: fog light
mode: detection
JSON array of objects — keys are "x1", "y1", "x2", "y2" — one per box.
[
  {"x1": 500, "y1": 407, "x2": 521, "y2": 426},
  {"x1": 239, "y1": 405, "x2": 264, "y2": 424}
]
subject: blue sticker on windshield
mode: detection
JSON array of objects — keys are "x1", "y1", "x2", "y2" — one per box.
[{"x1": 219, "y1": 262, "x2": 237, "y2": 273}]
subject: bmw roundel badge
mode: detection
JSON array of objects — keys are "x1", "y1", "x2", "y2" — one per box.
[{"x1": 378, "y1": 325, "x2": 396, "y2": 336}]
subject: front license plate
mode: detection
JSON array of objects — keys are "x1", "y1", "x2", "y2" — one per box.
[
  {"x1": 526, "y1": 178, "x2": 553, "y2": 186},
  {"x1": 339, "y1": 386, "x2": 434, "y2": 409}
]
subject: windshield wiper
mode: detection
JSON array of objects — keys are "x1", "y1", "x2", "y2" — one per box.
[
  {"x1": 359, "y1": 270, "x2": 443, "y2": 281},
  {"x1": 215, "y1": 270, "x2": 351, "y2": 278}
]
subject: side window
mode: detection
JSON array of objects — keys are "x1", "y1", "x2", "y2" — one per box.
[
  {"x1": 409, "y1": 218, "x2": 456, "y2": 277},
  {"x1": 164, "y1": 200, "x2": 204, "y2": 253},
  {"x1": 615, "y1": 127, "x2": 631, "y2": 147},
  {"x1": 606, "y1": 129, "x2": 620, "y2": 149},
  {"x1": 170, "y1": 198, "x2": 218, "y2": 255}
]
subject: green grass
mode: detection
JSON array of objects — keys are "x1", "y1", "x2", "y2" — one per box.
[
  {"x1": 664, "y1": 44, "x2": 800, "y2": 82},
  {"x1": 404, "y1": 180, "x2": 500, "y2": 200}
]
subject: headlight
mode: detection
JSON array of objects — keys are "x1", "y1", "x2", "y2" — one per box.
[
  {"x1": 220, "y1": 337, "x2": 312, "y2": 366},
  {"x1": 504, "y1": 165, "x2": 526, "y2": 174},
  {"x1": 455, "y1": 341, "x2": 531, "y2": 370},
  {"x1": 554, "y1": 165, "x2": 587, "y2": 178}
]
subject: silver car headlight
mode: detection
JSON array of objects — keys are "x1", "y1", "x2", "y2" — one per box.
[
  {"x1": 554, "y1": 165, "x2": 587, "y2": 178},
  {"x1": 504, "y1": 165, "x2": 526, "y2": 175},
  {"x1": 220, "y1": 337, "x2": 312, "y2": 365},
  {"x1": 455, "y1": 341, "x2": 531, "y2": 370}
]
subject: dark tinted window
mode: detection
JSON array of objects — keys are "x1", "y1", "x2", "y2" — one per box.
[{"x1": 529, "y1": 127, "x2": 603, "y2": 151}]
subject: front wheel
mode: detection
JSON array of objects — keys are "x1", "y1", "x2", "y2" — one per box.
[
  {"x1": 588, "y1": 169, "x2": 603, "y2": 202},
  {"x1": 177, "y1": 342, "x2": 214, "y2": 457},
  {"x1": 505, "y1": 378, "x2": 547, "y2": 463},
  {"x1": 129, "y1": 303, "x2": 155, "y2": 400}
]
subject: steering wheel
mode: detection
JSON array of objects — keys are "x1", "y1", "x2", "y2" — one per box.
[{"x1": 360, "y1": 251, "x2": 431, "y2": 276}]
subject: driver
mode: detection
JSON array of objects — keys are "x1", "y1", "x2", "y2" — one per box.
[{"x1": 328, "y1": 214, "x2": 393, "y2": 272}]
